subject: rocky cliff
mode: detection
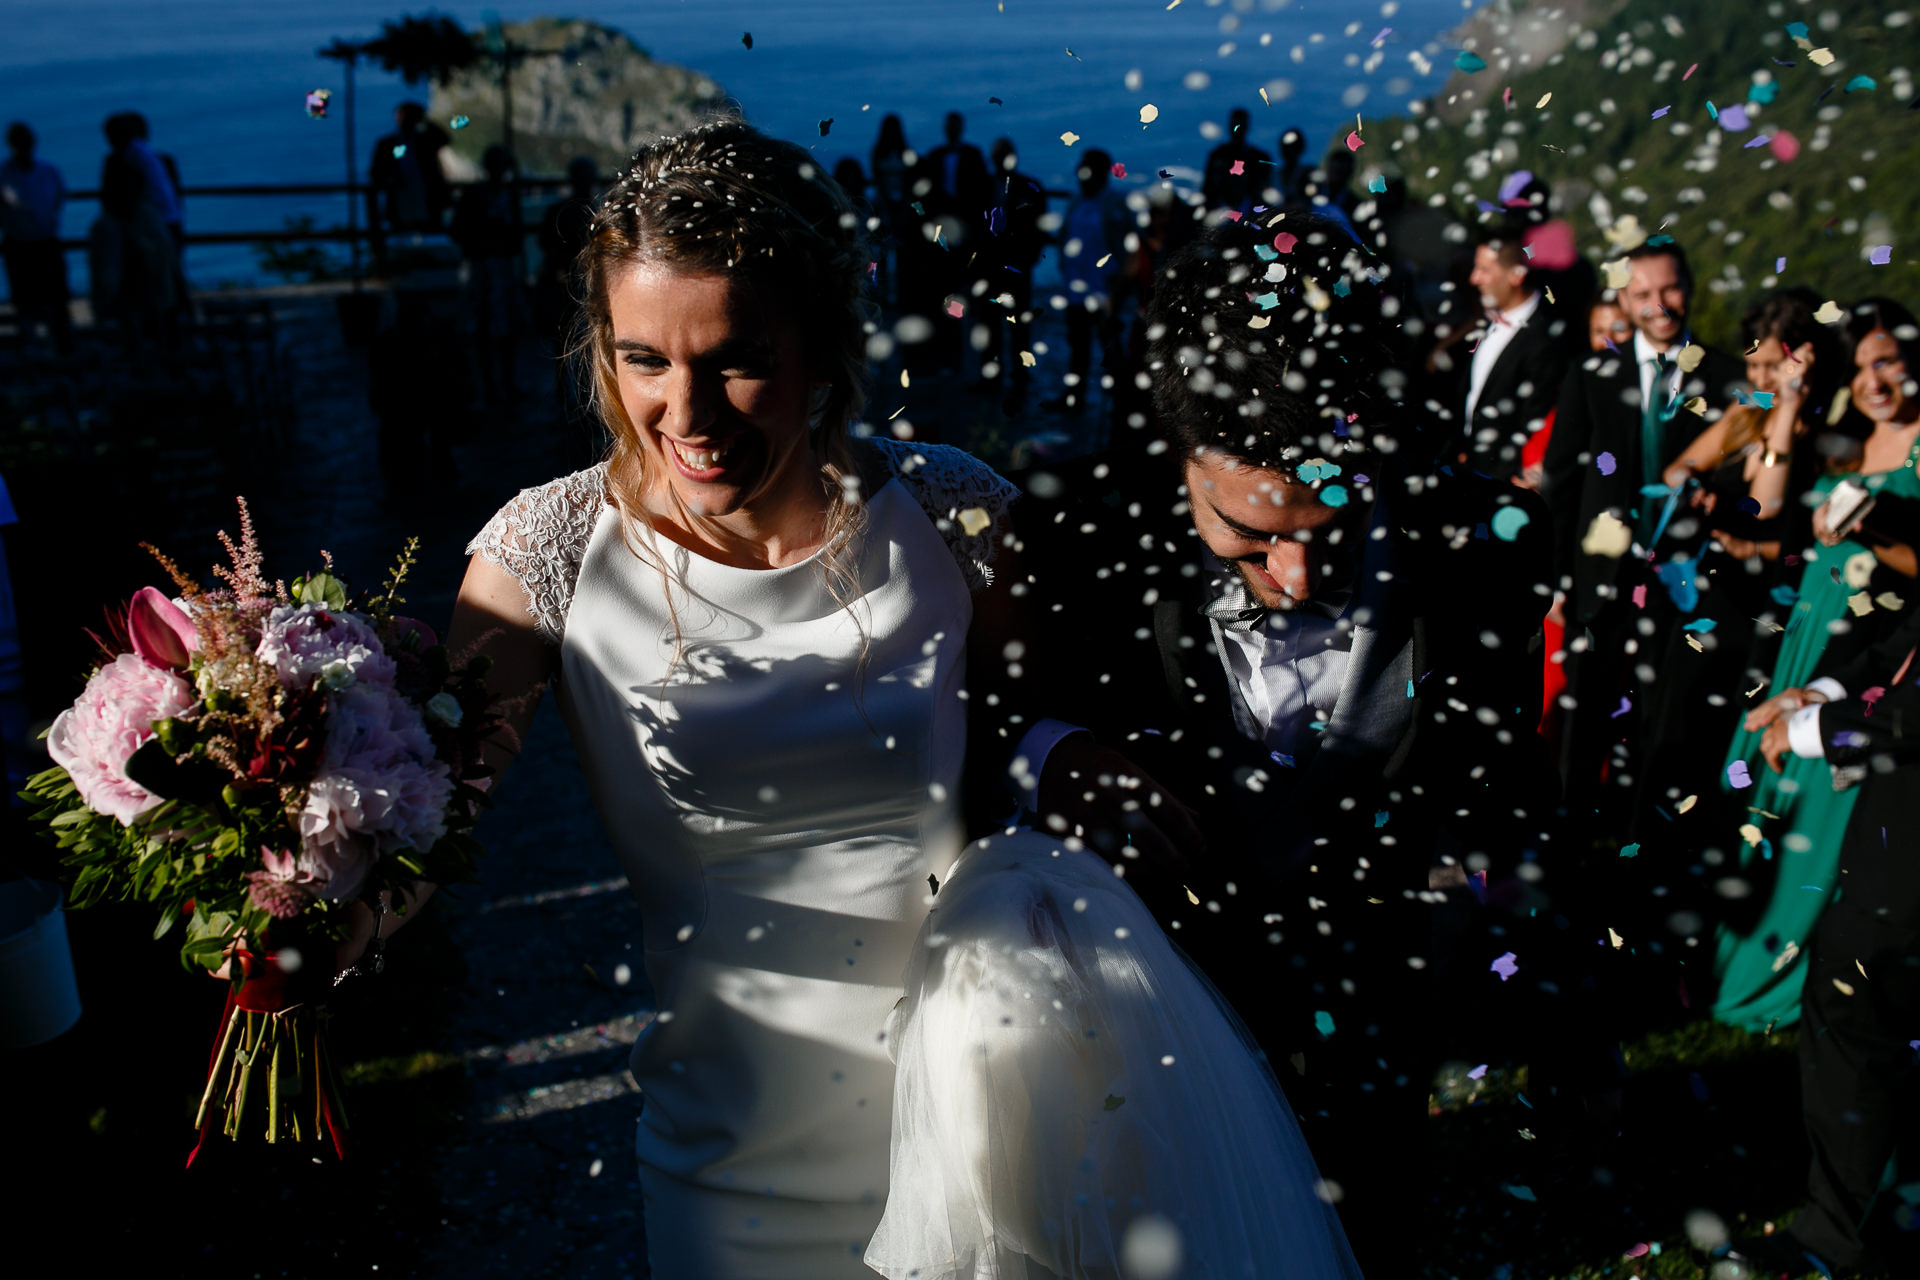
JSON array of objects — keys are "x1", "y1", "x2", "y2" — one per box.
[{"x1": 429, "y1": 18, "x2": 729, "y2": 178}]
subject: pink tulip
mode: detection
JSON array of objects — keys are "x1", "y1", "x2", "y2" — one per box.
[{"x1": 128, "y1": 587, "x2": 198, "y2": 670}]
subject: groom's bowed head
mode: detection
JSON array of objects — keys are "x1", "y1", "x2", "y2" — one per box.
[{"x1": 1144, "y1": 210, "x2": 1404, "y2": 612}]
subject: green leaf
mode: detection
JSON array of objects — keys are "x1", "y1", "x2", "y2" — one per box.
[{"x1": 153, "y1": 908, "x2": 179, "y2": 941}]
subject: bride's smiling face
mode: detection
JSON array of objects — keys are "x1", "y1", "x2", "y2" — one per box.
[{"x1": 609, "y1": 260, "x2": 819, "y2": 520}]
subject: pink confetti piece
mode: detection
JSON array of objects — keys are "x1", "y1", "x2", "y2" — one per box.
[
  {"x1": 1771, "y1": 130, "x2": 1801, "y2": 162},
  {"x1": 1871, "y1": 245, "x2": 1893, "y2": 265},
  {"x1": 1110, "y1": 161, "x2": 1127, "y2": 178},
  {"x1": 1223, "y1": 210, "x2": 1243, "y2": 222},
  {"x1": 1727, "y1": 760, "x2": 1753, "y2": 789},
  {"x1": 1491, "y1": 952, "x2": 1519, "y2": 981},
  {"x1": 1683, "y1": 62, "x2": 1698, "y2": 79},
  {"x1": 1273, "y1": 231, "x2": 1297, "y2": 253},
  {"x1": 1632, "y1": 583, "x2": 1647, "y2": 608},
  {"x1": 945, "y1": 300, "x2": 965, "y2": 318},
  {"x1": 1346, "y1": 130, "x2": 1364, "y2": 151},
  {"x1": 1626, "y1": 1243, "x2": 1650, "y2": 1259},
  {"x1": 1503, "y1": 86, "x2": 1513, "y2": 107},
  {"x1": 1230, "y1": 159, "x2": 1245, "y2": 175}
]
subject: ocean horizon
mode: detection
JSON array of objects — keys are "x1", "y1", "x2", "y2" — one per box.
[{"x1": 4, "y1": 0, "x2": 1482, "y2": 289}]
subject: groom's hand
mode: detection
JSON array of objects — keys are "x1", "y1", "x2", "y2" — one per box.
[{"x1": 1034, "y1": 736, "x2": 1204, "y2": 881}]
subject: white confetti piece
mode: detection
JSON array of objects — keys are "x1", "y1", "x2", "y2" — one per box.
[
  {"x1": 1815, "y1": 299, "x2": 1845, "y2": 324},
  {"x1": 1535, "y1": 92, "x2": 1552, "y2": 108},
  {"x1": 1676, "y1": 343, "x2": 1705, "y2": 372},
  {"x1": 1581, "y1": 512, "x2": 1631, "y2": 558},
  {"x1": 1809, "y1": 47, "x2": 1835, "y2": 66},
  {"x1": 1140, "y1": 103, "x2": 1160, "y2": 124},
  {"x1": 1061, "y1": 130, "x2": 1080, "y2": 146},
  {"x1": 957, "y1": 507, "x2": 992, "y2": 536}
]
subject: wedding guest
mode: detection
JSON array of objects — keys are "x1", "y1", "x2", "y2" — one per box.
[
  {"x1": 0, "y1": 122, "x2": 74, "y2": 353},
  {"x1": 914, "y1": 111, "x2": 991, "y2": 372},
  {"x1": 119, "y1": 111, "x2": 186, "y2": 310},
  {"x1": 1201, "y1": 107, "x2": 1268, "y2": 214},
  {"x1": 91, "y1": 111, "x2": 177, "y2": 352},
  {"x1": 1733, "y1": 590, "x2": 1920, "y2": 1278},
  {"x1": 1045, "y1": 146, "x2": 1128, "y2": 415},
  {"x1": 1715, "y1": 300, "x2": 1920, "y2": 1033},
  {"x1": 867, "y1": 113, "x2": 914, "y2": 310},
  {"x1": 977, "y1": 137, "x2": 1047, "y2": 412},
  {"x1": 1011, "y1": 211, "x2": 1571, "y2": 1276},
  {"x1": 449, "y1": 144, "x2": 526, "y2": 405},
  {"x1": 1588, "y1": 295, "x2": 1631, "y2": 352},
  {"x1": 1456, "y1": 230, "x2": 1570, "y2": 481},
  {"x1": 1272, "y1": 126, "x2": 1309, "y2": 207},
  {"x1": 367, "y1": 101, "x2": 452, "y2": 248},
  {"x1": 1540, "y1": 237, "x2": 1743, "y2": 825}
]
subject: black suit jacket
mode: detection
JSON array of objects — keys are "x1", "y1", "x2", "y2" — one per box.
[
  {"x1": 991, "y1": 455, "x2": 1558, "y2": 917},
  {"x1": 1457, "y1": 298, "x2": 1572, "y2": 482},
  {"x1": 1541, "y1": 342, "x2": 1744, "y2": 622}
]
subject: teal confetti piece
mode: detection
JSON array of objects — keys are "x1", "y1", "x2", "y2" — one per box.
[
  {"x1": 1255, "y1": 244, "x2": 1278, "y2": 260},
  {"x1": 1706, "y1": 100, "x2": 1719, "y2": 120},
  {"x1": 450, "y1": 114, "x2": 471, "y2": 130},
  {"x1": 1320, "y1": 484, "x2": 1349, "y2": 507},
  {"x1": 1332, "y1": 278, "x2": 1351, "y2": 296},
  {"x1": 1749, "y1": 80, "x2": 1779, "y2": 105},
  {"x1": 1314, "y1": 1010, "x2": 1336, "y2": 1037},
  {"x1": 1374, "y1": 811, "x2": 1390, "y2": 828},
  {"x1": 1252, "y1": 290, "x2": 1280, "y2": 310},
  {"x1": 1455, "y1": 50, "x2": 1487, "y2": 72},
  {"x1": 1786, "y1": 21, "x2": 1809, "y2": 38},
  {"x1": 1490, "y1": 506, "x2": 1531, "y2": 542},
  {"x1": 1845, "y1": 75, "x2": 1877, "y2": 93},
  {"x1": 1503, "y1": 1184, "x2": 1538, "y2": 1203},
  {"x1": 1367, "y1": 174, "x2": 1386, "y2": 193},
  {"x1": 1407, "y1": 680, "x2": 1416, "y2": 698},
  {"x1": 1620, "y1": 842, "x2": 1641, "y2": 858},
  {"x1": 1683, "y1": 618, "x2": 1718, "y2": 632}
]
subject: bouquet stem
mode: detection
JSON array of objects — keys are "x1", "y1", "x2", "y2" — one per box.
[{"x1": 186, "y1": 949, "x2": 348, "y2": 1166}]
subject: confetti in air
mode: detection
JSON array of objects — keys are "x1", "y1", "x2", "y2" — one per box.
[
  {"x1": 450, "y1": 115, "x2": 471, "y2": 130},
  {"x1": 305, "y1": 89, "x2": 330, "y2": 118}
]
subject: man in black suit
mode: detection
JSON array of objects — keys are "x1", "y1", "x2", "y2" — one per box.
[
  {"x1": 1540, "y1": 239, "x2": 1744, "y2": 822},
  {"x1": 1456, "y1": 231, "x2": 1571, "y2": 483},
  {"x1": 998, "y1": 212, "x2": 1572, "y2": 1275},
  {"x1": 1736, "y1": 600, "x2": 1920, "y2": 1277},
  {"x1": 1201, "y1": 107, "x2": 1269, "y2": 215}
]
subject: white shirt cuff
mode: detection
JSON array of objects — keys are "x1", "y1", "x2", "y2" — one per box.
[
  {"x1": 1787, "y1": 704, "x2": 1827, "y2": 760},
  {"x1": 1807, "y1": 677, "x2": 1848, "y2": 704},
  {"x1": 1010, "y1": 718, "x2": 1091, "y2": 810}
]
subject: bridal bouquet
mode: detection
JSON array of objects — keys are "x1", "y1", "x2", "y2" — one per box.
[{"x1": 23, "y1": 502, "x2": 508, "y2": 1158}]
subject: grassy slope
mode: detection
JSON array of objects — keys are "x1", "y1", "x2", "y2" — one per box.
[{"x1": 1378, "y1": 0, "x2": 1920, "y2": 348}]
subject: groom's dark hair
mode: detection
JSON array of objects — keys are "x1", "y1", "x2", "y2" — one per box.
[{"x1": 1144, "y1": 210, "x2": 1403, "y2": 479}]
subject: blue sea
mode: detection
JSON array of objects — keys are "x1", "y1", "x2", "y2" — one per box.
[{"x1": 4, "y1": 0, "x2": 1481, "y2": 288}]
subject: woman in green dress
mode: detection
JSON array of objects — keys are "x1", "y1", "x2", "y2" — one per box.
[{"x1": 1713, "y1": 300, "x2": 1920, "y2": 1031}]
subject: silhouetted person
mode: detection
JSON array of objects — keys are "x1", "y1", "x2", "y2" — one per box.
[
  {"x1": 449, "y1": 144, "x2": 524, "y2": 405},
  {"x1": 978, "y1": 137, "x2": 1047, "y2": 411},
  {"x1": 1304, "y1": 141, "x2": 1359, "y2": 233},
  {"x1": 368, "y1": 101, "x2": 452, "y2": 253},
  {"x1": 0, "y1": 122, "x2": 73, "y2": 353},
  {"x1": 1201, "y1": 108, "x2": 1268, "y2": 214},
  {"x1": 869, "y1": 114, "x2": 914, "y2": 309},
  {"x1": 1048, "y1": 147, "x2": 1128, "y2": 416},
  {"x1": 1274, "y1": 127, "x2": 1309, "y2": 206},
  {"x1": 915, "y1": 112, "x2": 991, "y2": 372},
  {"x1": 91, "y1": 111, "x2": 177, "y2": 353}
]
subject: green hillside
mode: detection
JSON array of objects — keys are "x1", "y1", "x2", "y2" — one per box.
[{"x1": 1378, "y1": 0, "x2": 1919, "y2": 346}]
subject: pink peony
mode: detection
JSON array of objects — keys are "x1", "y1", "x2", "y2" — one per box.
[
  {"x1": 295, "y1": 682, "x2": 452, "y2": 900},
  {"x1": 127, "y1": 586, "x2": 198, "y2": 670},
  {"x1": 46, "y1": 653, "x2": 199, "y2": 825},
  {"x1": 256, "y1": 604, "x2": 396, "y2": 692}
]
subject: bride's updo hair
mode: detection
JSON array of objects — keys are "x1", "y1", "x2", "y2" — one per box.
[{"x1": 576, "y1": 116, "x2": 875, "y2": 538}]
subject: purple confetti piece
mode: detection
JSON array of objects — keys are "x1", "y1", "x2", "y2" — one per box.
[
  {"x1": 1468, "y1": 1063, "x2": 1489, "y2": 1080},
  {"x1": 1371, "y1": 26, "x2": 1392, "y2": 46},
  {"x1": 1651, "y1": 105, "x2": 1672, "y2": 119},
  {"x1": 1728, "y1": 760, "x2": 1753, "y2": 789},
  {"x1": 1871, "y1": 245, "x2": 1893, "y2": 265},
  {"x1": 1610, "y1": 696, "x2": 1632, "y2": 719},
  {"x1": 1491, "y1": 952, "x2": 1520, "y2": 982},
  {"x1": 1744, "y1": 134, "x2": 1771, "y2": 149},
  {"x1": 1719, "y1": 103, "x2": 1751, "y2": 131},
  {"x1": 1597, "y1": 451, "x2": 1618, "y2": 475},
  {"x1": 1776, "y1": 257, "x2": 1787, "y2": 272},
  {"x1": 1498, "y1": 169, "x2": 1535, "y2": 205}
]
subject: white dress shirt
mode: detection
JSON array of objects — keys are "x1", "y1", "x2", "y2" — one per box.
[
  {"x1": 1217, "y1": 598, "x2": 1354, "y2": 765},
  {"x1": 1464, "y1": 289, "x2": 1542, "y2": 426},
  {"x1": 1787, "y1": 676, "x2": 1869, "y2": 759},
  {"x1": 1633, "y1": 328, "x2": 1683, "y2": 412}
]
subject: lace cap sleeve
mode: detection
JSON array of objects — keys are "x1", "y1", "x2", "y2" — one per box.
[
  {"x1": 465, "y1": 463, "x2": 610, "y2": 644},
  {"x1": 865, "y1": 436, "x2": 1019, "y2": 590}
]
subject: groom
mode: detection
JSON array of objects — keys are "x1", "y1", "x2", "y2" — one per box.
[{"x1": 1004, "y1": 211, "x2": 1568, "y2": 1273}]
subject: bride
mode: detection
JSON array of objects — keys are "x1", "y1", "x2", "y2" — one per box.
[{"x1": 378, "y1": 119, "x2": 1359, "y2": 1279}]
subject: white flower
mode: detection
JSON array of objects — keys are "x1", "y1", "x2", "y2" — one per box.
[{"x1": 425, "y1": 693, "x2": 463, "y2": 727}]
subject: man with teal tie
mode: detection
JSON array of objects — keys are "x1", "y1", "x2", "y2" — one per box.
[{"x1": 1540, "y1": 239, "x2": 1743, "y2": 822}]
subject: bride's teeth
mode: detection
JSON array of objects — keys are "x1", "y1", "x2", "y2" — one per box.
[{"x1": 675, "y1": 442, "x2": 728, "y2": 470}]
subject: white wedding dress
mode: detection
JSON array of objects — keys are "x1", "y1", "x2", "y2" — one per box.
[{"x1": 470, "y1": 438, "x2": 1361, "y2": 1280}]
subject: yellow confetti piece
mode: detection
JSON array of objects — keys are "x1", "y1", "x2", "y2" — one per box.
[
  {"x1": 1809, "y1": 47, "x2": 1835, "y2": 66},
  {"x1": 1677, "y1": 794, "x2": 1699, "y2": 814},
  {"x1": 1686, "y1": 634, "x2": 1704, "y2": 652},
  {"x1": 1772, "y1": 940, "x2": 1800, "y2": 972},
  {"x1": 1834, "y1": 978, "x2": 1855, "y2": 996},
  {"x1": 1846, "y1": 552, "x2": 1878, "y2": 589},
  {"x1": 1247, "y1": 315, "x2": 1271, "y2": 328},
  {"x1": 1166, "y1": 0, "x2": 1181, "y2": 8},
  {"x1": 1140, "y1": 103, "x2": 1160, "y2": 124},
  {"x1": 957, "y1": 507, "x2": 992, "y2": 536},
  {"x1": 1602, "y1": 259, "x2": 1633, "y2": 289},
  {"x1": 1581, "y1": 512, "x2": 1632, "y2": 558},
  {"x1": 1740, "y1": 823, "x2": 1764, "y2": 846},
  {"x1": 1185, "y1": 886, "x2": 1201, "y2": 905},
  {"x1": 1608, "y1": 928, "x2": 1625, "y2": 950},
  {"x1": 1877, "y1": 592, "x2": 1906, "y2": 610},
  {"x1": 1019, "y1": 350, "x2": 1037, "y2": 368},
  {"x1": 900, "y1": 369, "x2": 911, "y2": 388},
  {"x1": 1544, "y1": 285, "x2": 1556, "y2": 305},
  {"x1": 1259, "y1": 86, "x2": 1270, "y2": 106},
  {"x1": 1857, "y1": 959, "x2": 1869, "y2": 980},
  {"x1": 1815, "y1": 299, "x2": 1845, "y2": 324},
  {"x1": 1676, "y1": 343, "x2": 1705, "y2": 372},
  {"x1": 1848, "y1": 591, "x2": 1875, "y2": 616},
  {"x1": 1096, "y1": 253, "x2": 1112, "y2": 268},
  {"x1": 1535, "y1": 92, "x2": 1552, "y2": 108},
  {"x1": 1061, "y1": 130, "x2": 1080, "y2": 146},
  {"x1": 1684, "y1": 396, "x2": 1708, "y2": 417}
]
